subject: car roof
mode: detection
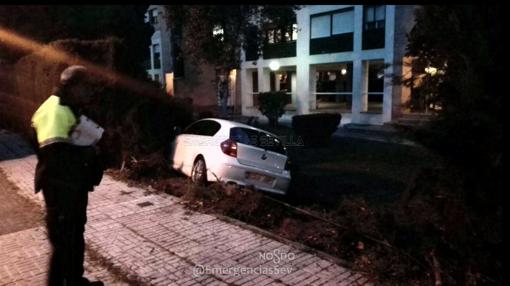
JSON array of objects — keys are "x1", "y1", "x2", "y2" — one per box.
[{"x1": 197, "y1": 118, "x2": 280, "y2": 138}]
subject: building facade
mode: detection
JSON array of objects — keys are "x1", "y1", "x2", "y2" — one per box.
[
  {"x1": 240, "y1": 5, "x2": 416, "y2": 125},
  {"x1": 144, "y1": 5, "x2": 230, "y2": 109},
  {"x1": 145, "y1": 5, "x2": 174, "y2": 94}
]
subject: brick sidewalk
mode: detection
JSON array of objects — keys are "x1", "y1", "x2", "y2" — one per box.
[{"x1": 0, "y1": 130, "x2": 373, "y2": 286}]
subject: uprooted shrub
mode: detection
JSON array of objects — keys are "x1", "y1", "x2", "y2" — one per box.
[
  {"x1": 330, "y1": 166, "x2": 502, "y2": 285},
  {"x1": 86, "y1": 84, "x2": 194, "y2": 169},
  {"x1": 292, "y1": 113, "x2": 341, "y2": 146}
]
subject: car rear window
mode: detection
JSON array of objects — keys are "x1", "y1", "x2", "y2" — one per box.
[{"x1": 230, "y1": 127, "x2": 286, "y2": 155}]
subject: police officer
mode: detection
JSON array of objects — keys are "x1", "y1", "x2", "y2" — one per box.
[{"x1": 31, "y1": 65, "x2": 104, "y2": 286}]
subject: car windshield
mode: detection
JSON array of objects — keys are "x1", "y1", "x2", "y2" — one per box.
[{"x1": 230, "y1": 127, "x2": 286, "y2": 155}]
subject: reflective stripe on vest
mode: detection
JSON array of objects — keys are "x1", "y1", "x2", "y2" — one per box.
[{"x1": 31, "y1": 95, "x2": 77, "y2": 148}]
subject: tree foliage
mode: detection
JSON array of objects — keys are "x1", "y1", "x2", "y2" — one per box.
[
  {"x1": 401, "y1": 6, "x2": 502, "y2": 284},
  {"x1": 0, "y1": 5, "x2": 152, "y2": 78},
  {"x1": 404, "y1": 5, "x2": 502, "y2": 195},
  {"x1": 164, "y1": 5, "x2": 299, "y2": 74}
]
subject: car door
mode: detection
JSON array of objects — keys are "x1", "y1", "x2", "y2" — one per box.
[
  {"x1": 172, "y1": 120, "x2": 221, "y2": 176},
  {"x1": 171, "y1": 122, "x2": 198, "y2": 174},
  {"x1": 230, "y1": 127, "x2": 287, "y2": 174}
]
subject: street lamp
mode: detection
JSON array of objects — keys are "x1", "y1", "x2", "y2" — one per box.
[{"x1": 269, "y1": 60, "x2": 280, "y2": 71}]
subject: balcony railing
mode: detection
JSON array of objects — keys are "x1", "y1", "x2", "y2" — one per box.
[
  {"x1": 310, "y1": 33, "x2": 353, "y2": 55},
  {"x1": 262, "y1": 41, "x2": 296, "y2": 59}
]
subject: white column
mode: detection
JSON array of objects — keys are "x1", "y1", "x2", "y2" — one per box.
[
  {"x1": 353, "y1": 5, "x2": 363, "y2": 53},
  {"x1": 350, "y1": 5, "x2": 364, "y2": 123},
  {"x1": 149, "y1": 45, "x2": 154, "y2": 76},
  {"x1": 309, "y1": 65, "x2": 317, "y2": 110},
  {"x1": 351, "y1": 59, "x2": 365, "y2": 123},
  {"x1": 296, "y1": 64, "x2": 310, "y2": 115},
  {"x1": 241, "y1": 69, "x2": 252, "y2": 115},
  {"x1": 291, "y1": 72, "x2": 297, "y2": 105},
  {"x1": 275, "y1": 72, "x2": 281, "y2": 91},
  {"x1": 383, "y1": 5, "x2": 396, "y2": 123},
  {"x1": 361, "y1": 61, "x2": 369, "y2": 112},
  {"x1": 295, "y1": 6, "x2": 310, "y2": 115},
  {"x1": 258, "y1": 66, "x2": 270, "y2": 93}
]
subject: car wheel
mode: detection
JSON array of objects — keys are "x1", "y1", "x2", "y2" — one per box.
[{"x1": 191, "y1": 157, "x2": 207, "y2": 186}]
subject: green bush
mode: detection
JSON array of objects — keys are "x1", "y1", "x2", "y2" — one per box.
[
  {"x1": 292, "y1": 113, "x2": 341, "y2": 146},
  {"x1": 257, "y1": 91, "x2": 290, "y2": 127}
]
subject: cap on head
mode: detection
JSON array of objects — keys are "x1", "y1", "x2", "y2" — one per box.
[{"x1": 60, "y1": 65, "x2": 88, "y2": 86}]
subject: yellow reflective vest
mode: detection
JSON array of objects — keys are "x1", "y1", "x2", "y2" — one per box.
[{"x1": 31, "y1": 95, "x2": 77, "y2": 148}]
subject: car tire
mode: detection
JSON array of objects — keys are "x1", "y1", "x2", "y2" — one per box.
[{"x1": 191, "y1": 157, "x2": 207, "y2": 186}]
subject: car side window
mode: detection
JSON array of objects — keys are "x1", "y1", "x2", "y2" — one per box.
[
  {"x1": 183, "y1": 120, "x2": 221, "y2": 136},
  {"x1": 183, "y1": 121, "x2": 202, "y2": 135},
  {"x1": 200, "y1": 121, "x2": 221, "y2": 136}
]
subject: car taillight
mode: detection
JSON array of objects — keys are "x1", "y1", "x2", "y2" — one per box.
[{"x1": 221, "y1": 139, "x2": 237, "y2": 158}]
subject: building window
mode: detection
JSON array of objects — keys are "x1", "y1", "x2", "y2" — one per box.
[
  {"x1": 315, "y1": 63, "x2": 353, "y2": 111},
  {"x1": 310, "y1": 15, "x2": 330, "y2": 39},
  {"x1": 310, "y1": 8, "x2": 354, "y2": 54},
  {"x1": 365, "y1": 60, "x2": 385, "y2": 113},
  {"x1": 252, "y1": 71, "x2": 259, "y2": 106},
  {"x1": 147, "y1": 9, "x2": 159, "y2": 25},
  {"x1": 245, "y1": 25, "x2": 260, "y2": 61},
  {"x1": 364, "y1": 5, "x2": 385, "y2": 30},
  {"x1": 332, "y1": 10, "x2": 354, "y2": 35},
  {"x1": 266, "y1": 25, "x2": 296, "y2": 43},
  {"x1": 252, "y1": 71, "x2": 258, "y2": 93},
  {"x1": 362, "y1": 5, "x2": 385, "y2": 50},
  {"x1": 262, "y1": 22, "x2": 297, "y2": 59},
  {"x1": 278, "y1": 72, "x2": 292, "y2": 93},
  {"x1": 270, "y1": 71, "x2": 276, "y2": 91},
  {"x1": 153, "y1": 44, "x2": 161, "y2": 69}
]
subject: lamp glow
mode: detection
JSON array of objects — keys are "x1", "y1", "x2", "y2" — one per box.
[{"x1": 269, "y1": 61, "x2": 280, "y2": 71}]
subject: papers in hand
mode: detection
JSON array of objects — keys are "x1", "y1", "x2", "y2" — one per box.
[{"x1": 70, "y1": 115, "x2": 104, "y2": 146}]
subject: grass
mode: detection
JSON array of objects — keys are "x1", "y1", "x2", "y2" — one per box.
[{"x1": 255, "y1": 123, "x2": 443, "y2": 209}]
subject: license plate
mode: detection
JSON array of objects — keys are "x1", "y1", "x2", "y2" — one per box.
[{"x1": 245, "y1": 172, "x2": 275, "y2": 184}]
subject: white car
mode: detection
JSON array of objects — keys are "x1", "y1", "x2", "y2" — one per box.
[{"x1": 169, "y1": 118, "x2": 291, "y2": 195}]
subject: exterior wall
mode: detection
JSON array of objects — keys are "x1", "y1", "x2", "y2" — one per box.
[
  {"x1": 146, "y1": 5, "x2": 227, "y2": 109},
  {"x1": 146, "y1": 5, "x2": 172, "y2": 89},
  {"x1": 240, "y1": 5, "x2": 415, "y2": 125},
  {"x1": 174, "y1": 61, "x2": 217, "y2": 107}
]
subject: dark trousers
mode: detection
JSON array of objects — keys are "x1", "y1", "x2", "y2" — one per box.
[{"x1": 42, "y1": 183, "x2": 89, "y2": 286}]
